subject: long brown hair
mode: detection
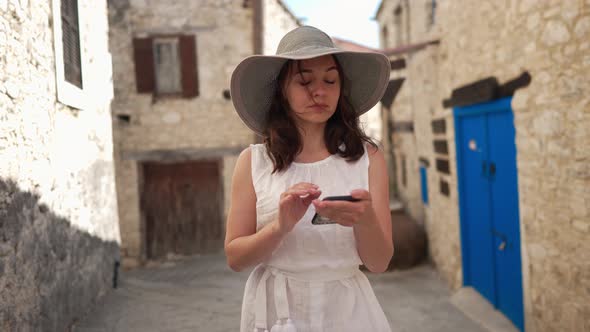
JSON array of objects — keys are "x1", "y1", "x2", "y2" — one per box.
[{"x1": 263, "y1": 56, "x2": 377, "y2": 173}]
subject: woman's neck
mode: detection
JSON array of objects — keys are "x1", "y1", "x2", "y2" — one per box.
[{"x1": 295, "y1": 123, "x2": 330, "y2": 162}]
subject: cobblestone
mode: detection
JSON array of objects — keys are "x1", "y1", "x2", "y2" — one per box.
[{"x1": 74, "y1": 254, "x2": 493, "y2": 332}]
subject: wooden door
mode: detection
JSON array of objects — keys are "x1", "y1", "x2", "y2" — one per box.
[
  {"x1": 141, "y1": 160, "x2": 222, "y2": 259},
  {"x1": 455, "y1": 97, "x2": 524, "y2": 330}
]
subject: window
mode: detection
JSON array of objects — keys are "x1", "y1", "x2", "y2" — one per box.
[
  {"x1": 52, "y1": 0, "x2": 90, "y2": 109},
  {"x1": 61, "y1": 0, "x2": 82, "y2": 88},
  {"x1": 427, "y1": 0, "x2": 437, "y2": 29},
  {"x1": 133, "y1": 35, "x2": 199, "y2": 98},
  {"x1": 154, "y1": 38, "x2": 182, "y2": 94},
  {"x1": 420, "y1": 166, "x2": 428, "y2": 204}
]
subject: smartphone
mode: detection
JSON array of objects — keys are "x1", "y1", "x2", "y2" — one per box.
[{"x1": 311, "y1": 195, "x2": 361, "y2": 225}]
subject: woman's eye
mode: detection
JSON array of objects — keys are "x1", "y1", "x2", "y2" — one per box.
[
  {"x1": 299, "y1": 81, "x2": 310, "y2": 86},
  {"x1": 325, "y1": 80, "x2": 335, "y2": 84}
]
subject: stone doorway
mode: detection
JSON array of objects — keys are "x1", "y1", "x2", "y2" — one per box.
[{"x1": 140, "y1": 160, "x2": 223, "y2": 259}]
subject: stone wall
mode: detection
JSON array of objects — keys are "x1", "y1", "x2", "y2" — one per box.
[
  {"x1": 389, "y1": 62, "x2": 427, "y2": 223},
  {"x1": 0, "y1": 0, "x2": 120, "y2": 330},
  {"x1": 377, "y1": 0, "x2": 590, "y2": 330}
]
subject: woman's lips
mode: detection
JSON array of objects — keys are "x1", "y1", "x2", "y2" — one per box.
[{"x1": 308, "y1": 104, "x2": 329, "y2": 111}]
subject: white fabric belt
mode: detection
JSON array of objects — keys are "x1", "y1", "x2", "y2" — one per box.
[{"x1": 254, "y1": 265, "x2": 359, "y2": 331}]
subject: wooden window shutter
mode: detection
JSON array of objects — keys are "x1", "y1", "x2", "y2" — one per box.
[
  {"x1": 179, "y1": 35, "x2": 199, "y2": 98},
  {"x1": 133, "y1": 37, "x2": 155, "y2": 93},
  {"x1": 61, "y1": 0, "x2": 82, "y2": 88}
]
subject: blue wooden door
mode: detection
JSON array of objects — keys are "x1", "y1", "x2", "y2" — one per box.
[
  {"x1": 455, "y1": 98, "x2": 524, "y2": 331},
  {"x1": 487, "y1": 109, "x2": 524, "y2": 330},
  {"x1": 456, "y1": 113, "x2": 495, "y2": 302}
]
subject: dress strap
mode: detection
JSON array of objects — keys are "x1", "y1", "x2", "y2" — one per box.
[
  {"x1": 254, "y1": 269, "x2": 272, "y2": 331},
  {"x1": 250, "y1": 144, "x2": 272, "y2": 192},
  {"x1": 274, "y1": 273, "x2": 290, "y2": 319}
]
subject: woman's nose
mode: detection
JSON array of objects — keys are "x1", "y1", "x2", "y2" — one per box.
[{"x1": 311, "y1": 83, "x2": 326, "y2": 97}]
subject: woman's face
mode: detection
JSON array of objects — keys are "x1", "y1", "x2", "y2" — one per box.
[{"x1": 282, "y1": 55, "x2": 341, "y2": 128}]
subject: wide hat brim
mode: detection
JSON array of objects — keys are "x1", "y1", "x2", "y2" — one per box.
[{"x1": 230, "y1": 46, "x2": 390, "y2": 136}]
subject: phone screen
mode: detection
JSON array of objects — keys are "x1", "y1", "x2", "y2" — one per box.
[{"x1": 311, "y1": 195, "x2": 360, "y2": 225}]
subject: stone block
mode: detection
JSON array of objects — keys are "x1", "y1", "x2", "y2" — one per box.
[
  {"x1": 526, "y1": 12, "x2": 541, "y2": 30},
  {"x1": 519, "y1": 0, "x2": 541, "y2": 13},
  {"x1": 571, "y1": 219, "x2": 589, "y2": 233},
  {"x1": 574, "y1": 16, "x2": 590, "y2": 38},
  {"x1": 532, "y1": 109, "x2": 563, "y2": 137},
  {"x1": 541, "y1": 20, "x2": 571, "y2": 46}
]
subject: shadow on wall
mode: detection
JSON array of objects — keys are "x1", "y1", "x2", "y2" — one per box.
[{"x1": 0, "y1": 178, "x2": 119, "y2": 332}]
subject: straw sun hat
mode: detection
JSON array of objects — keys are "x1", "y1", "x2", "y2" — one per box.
[{"x1": 230, "y1": 25, "x2": 390, "y2": 136}]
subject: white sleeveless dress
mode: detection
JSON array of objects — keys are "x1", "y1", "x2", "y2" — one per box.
[{"x1": 240, "y1": 144, "x2": 392, "y2": 332}]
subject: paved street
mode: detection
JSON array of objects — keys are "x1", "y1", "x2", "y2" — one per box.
[{"x1": 74, "y1": 254, "x2": 490, "y2": 332}]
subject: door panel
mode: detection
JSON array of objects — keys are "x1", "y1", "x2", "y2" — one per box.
[
  {"x1": 142, "y1": 160, "x2": 222, "y2": 259},
  {"x1": 487, "y1": 111, "x2": 524, "y2": 330},
  {"x1": 458, "y1": 114, "x2": 495, "y2": 304},
  {"x1": 455, "y1": 98, "x2": 524, "y2": 331}
]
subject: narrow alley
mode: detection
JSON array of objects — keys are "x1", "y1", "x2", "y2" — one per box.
[
  {"x1": 3, "y1": 0, "x2": 588, "y2": 330},
  {"x1": 73, "y1": 254, "x2": 513, "y2": 332}
]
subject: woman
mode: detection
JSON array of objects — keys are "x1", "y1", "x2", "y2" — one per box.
[{"x1": 225, "y1": 26, "x2": 393, "y2": 332}]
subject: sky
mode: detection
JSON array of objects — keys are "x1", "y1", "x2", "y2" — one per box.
[{"x1": 281, "y1": 0, "x2": 382, "y2": 49}]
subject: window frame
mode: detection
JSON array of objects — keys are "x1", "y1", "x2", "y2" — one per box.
[
  {"x1": 52, "y1": 0, "x2": 89, "y2": 109},
  {"x1": 132, "y1": 34, "x2": 199, "y2": 99}
]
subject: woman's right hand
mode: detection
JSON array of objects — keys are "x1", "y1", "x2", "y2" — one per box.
[{"x1": 277, "y1": 182, "x2": 321, "y2": 235}]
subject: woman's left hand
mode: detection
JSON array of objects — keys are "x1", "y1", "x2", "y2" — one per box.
[{"x1": 311, "y1": 189, "x2": 377, "y2": 227}]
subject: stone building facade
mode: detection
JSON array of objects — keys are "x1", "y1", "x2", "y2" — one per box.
[
  {"x1": 332, "y1": 38, "x2": 384, "y2": 143},
  {"x1": 108, "y1": 0, "x2": 299, "y2": 267},
  {"x1": 1, "y1": 0, "x2": 120, "y2": 330},
  {"x1": 376, "y1": 0, "x2": 589, "y2": 331}
]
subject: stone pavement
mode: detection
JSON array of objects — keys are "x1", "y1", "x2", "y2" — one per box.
[{"x1": 73, "y1": 253, "x2": 493, "y2": 332}]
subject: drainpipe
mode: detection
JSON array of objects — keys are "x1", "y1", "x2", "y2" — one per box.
[{"x1": 113, "y1": 260, "x2": 120, "y2": 288}]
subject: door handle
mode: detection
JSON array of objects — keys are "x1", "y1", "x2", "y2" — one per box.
[
  {"x1": 491, "y1": 228, "x2": 508, "y2": 251},
  {"x1": 489, "y1": 162, "x2": 496, "y2": 177}
]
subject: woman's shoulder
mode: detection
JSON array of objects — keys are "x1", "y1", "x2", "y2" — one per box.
[
  {"x1": 248, "y1": 143, "x2": 269, "y2": 160},
  {"x1": 245, "y1": 144, "x2": 273, "y2": 175},
  {"x1": 234, "y1": 146, "x2": 253, "y2": 174},
  {"x1": 249, "y1": 143, "x2": 266, "y2": 153},
  {"x1": 364, "y1": 142, "x2": 384, "y2": 163},
  {"x1": 364, "y1": 142, "x2": 379, "y2": 154},
  {"x1": 234, "y1": 145, "x2": 271, "y2": 187}
]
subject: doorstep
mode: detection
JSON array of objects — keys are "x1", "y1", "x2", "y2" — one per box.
[{"x1": 450, "y1": 287, "x2": 520, "y2": 332}]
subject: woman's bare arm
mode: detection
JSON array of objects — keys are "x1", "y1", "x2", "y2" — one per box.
[
  {"x1": 353, "y1": 146, "x2": 394, "y2": 272},
  {"x1": 224, "y1": 148, "x2": 286, "y2": 272}
]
